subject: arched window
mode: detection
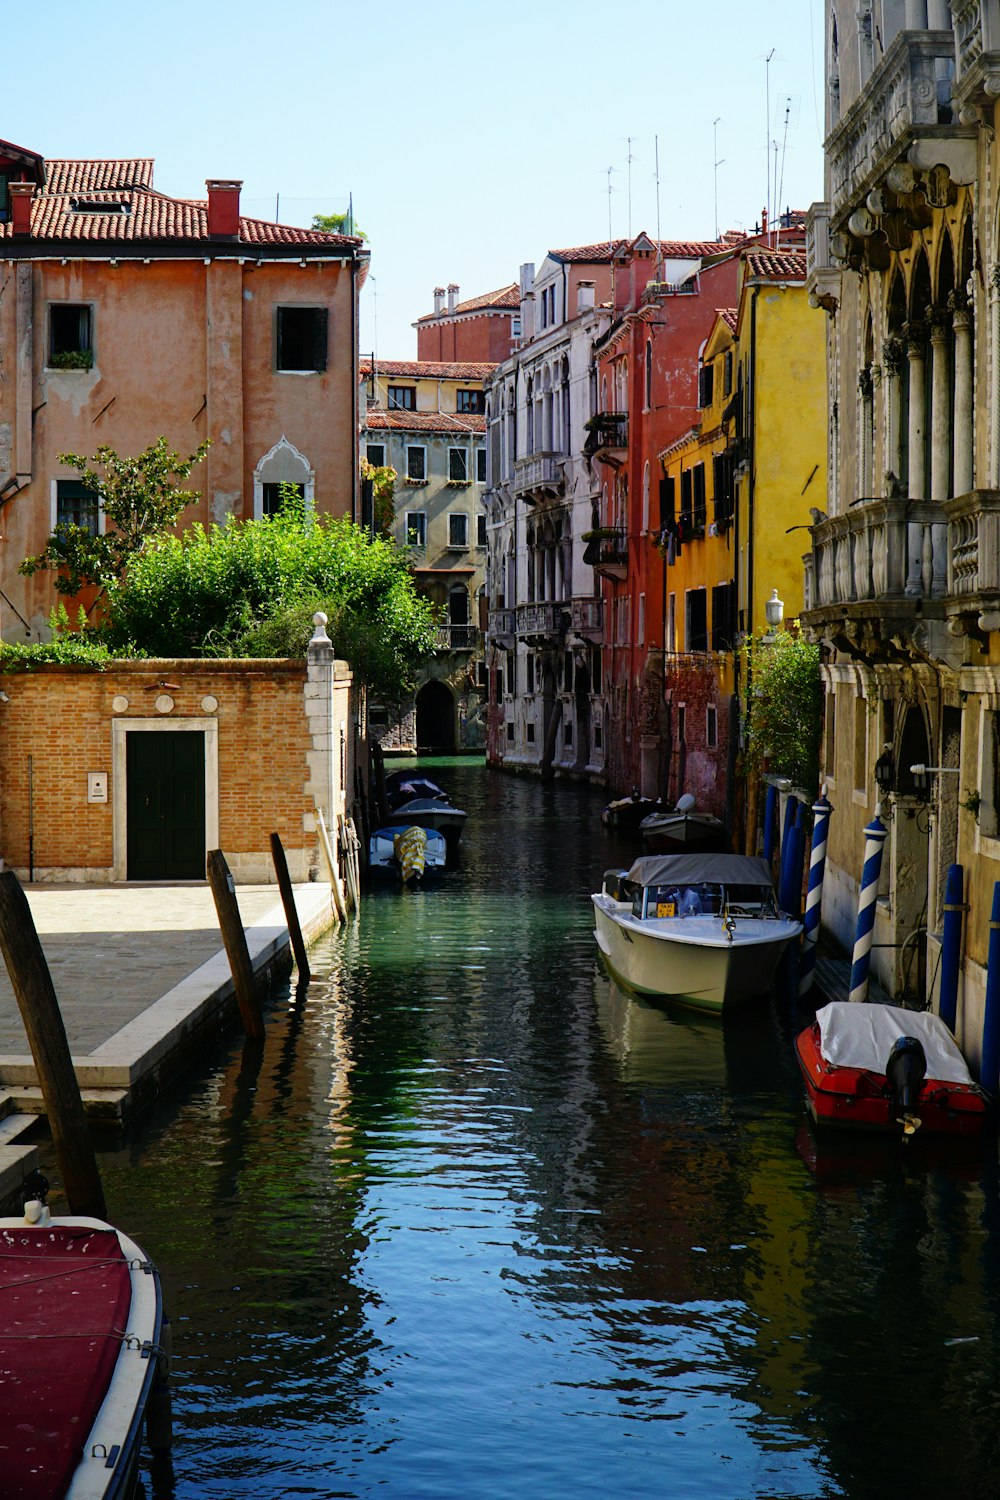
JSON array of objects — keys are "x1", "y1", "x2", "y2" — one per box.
[
  {"x1": 642, "y1": 462, "x2": 650, "y2": 533},
  {"x1": 645, "y1": 339, "x2": 653, "y2": 410},
  {"x1": 253, "y1": 435, "x2": 314, "y2": 520}
]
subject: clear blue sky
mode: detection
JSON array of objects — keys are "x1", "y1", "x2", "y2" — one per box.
[{"x1": 6, "y1": 0, "x2": 825, "y2": 359}]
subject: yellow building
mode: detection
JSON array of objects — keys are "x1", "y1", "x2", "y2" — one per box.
[{"x1": 730, "y1": 247, "x2": 828, "y2": 637}]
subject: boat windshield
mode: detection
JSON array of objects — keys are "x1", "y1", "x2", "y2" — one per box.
[{"x1": 640, "y1": 882, "x2": 777, "y2": 918}]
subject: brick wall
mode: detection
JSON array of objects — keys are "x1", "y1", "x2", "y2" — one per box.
[{"x1": 0, "y1": 659, "x2": 326, "y2": 883}]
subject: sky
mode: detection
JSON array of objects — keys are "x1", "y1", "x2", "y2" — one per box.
[{"x1": 5, "y1": 0, "x2": 826, "y2": 358}]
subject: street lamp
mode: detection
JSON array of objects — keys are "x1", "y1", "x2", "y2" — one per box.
[{"x1": 762, "y1": 589, "x2": 784, "y2": 643}]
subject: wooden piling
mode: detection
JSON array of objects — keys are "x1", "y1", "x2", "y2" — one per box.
[
  {"x1": 269, "y1": 833, "x2": 311, "y2": 985},
  {"x1": 371, "y1": 741, "x2": 391, "y2": 826},
  {"x1": 206, "y1": 850, "x2": 265, "y2": 1039},
  {"x1": 317, "y1": 809, "x2": 348, "y2": 923},
  {"x1": 0, "y1": 871, "x2": 106, "y2": 1218}
]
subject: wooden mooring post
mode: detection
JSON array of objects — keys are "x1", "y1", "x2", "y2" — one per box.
[
  {"x1": 206, "y1": 850, "x2": 265, "y2": 1040},
  {"x1": 269, "y1": 832, "x2": 311, "y2": 986},
  {"x1": 0, "y1": 870, "x2": 106, "y2": 1218}
]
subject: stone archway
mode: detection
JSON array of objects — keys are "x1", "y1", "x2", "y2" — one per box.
[{"x1": 416, "y1": 679, "x2": 456, "y2": 752}]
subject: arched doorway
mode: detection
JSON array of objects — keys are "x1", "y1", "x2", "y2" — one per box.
[{"x1": 416, "y1": 680, "x2": 455, "y2": 751}]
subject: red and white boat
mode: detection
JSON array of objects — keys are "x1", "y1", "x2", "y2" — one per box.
[
  {"x1": 796, "y1": 1000, "x2": 990, "y2": 1138},
  {"x1": 0, "y1": 1178, "x2": 165, "y2": 1500}
]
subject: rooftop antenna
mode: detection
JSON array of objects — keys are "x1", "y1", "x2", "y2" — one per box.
[
  {"x1": 608, "y1": 165, "x2": 617, "y2": 306},
  {"x1": 765, "y1": 48, "x2": 775, "y2": 229},
  {"x1": 347, "y1": 192, "x2": 354, "y2": 237},
  {"x1": 776, "y1": 98, "x2": 792, "y2": 245},
  {"x1": 275, "y1": 192, "x2": 280, "y2": 221},
  {"x1": 713, "y1": 118, "x2": 724, "y2": 240},
  {"x1": 627, "y1": 136, "x2": 634, "y2": 239},
  {"x1": 654, "y1": 134, "x2": 662, "y2": 279}
]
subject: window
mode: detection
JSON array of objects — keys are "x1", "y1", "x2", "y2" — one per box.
[
  {"x1": 405, "y1": 511, "x2": 426, "y2": 546},
  {"x1": 659, "y1": 475, "x2": 675, "y2": 530},
  {"x1": 706, "y1": 704, "x2": 718, "y2": 748},
  {"x1": 564, "y1": 719, "x2": 573, "y2": 746},
  {"x1": 448, "y1": 447, "x2": 469, "y2": 483},
  {"x1": 526, "y1": 655, "x2": 535, "y2": 695},
  {"x1": 476, "y1": 447, "x2": 487, "y2": 483},
  {"x1": 692, "y1": 464, "x2": 707, "y2": 532},
  {"x1": 677, "y1": 704, "x2": 687, "y2": 743},
  {"x1": 724, "y1": 350, "x2": 734, "y2": 397},
  {"x1": 638, "y1": 593, "x2": 646, "y2": 646},
  {"x1": 512, "y1": 316, "x2": 522, "y2": 338},
  {"x1": 667, "y1": 593, "x2": 676, "y2": 652},
  {"x1": 506, "y1": 651, "x2": 515, "y2": 695},
  {"x1": 477, "y1": 512, "x2": 487, "y2": 547},
  {"x1": 366, "y1": 443, "x2": 386, "y2": 467},
  {"x1": 262, "y1": 481, "x2": 305, "y2": 516},
  {"x1": 56, "y1": 479, "x2": 99, "y2": 535},
  {"x1": 711, "y1": 582, "x2": 736, "y2": 651},
  {"x1": 680, "y1": 469, "x2": 692, "y2": 531},
  {"x1": 388, "y1": 385, "x2": 416, "y2": 410},
  {"x1": 449, "y1": 513, "x2": 469, "y2": 549},
  {"x1": 275, "y1": 306, "x2": 328, "y2": 372},
  {"x1": 477, "y1": 660, "x2": 488, "y2": 691},
  {"x1": 698, "y1": 363, "x2": 714, "y2": 408},
  {"x1": 854, "y1": 697, "x2": 869, "y2": 792},
  {"x1": 686, "y1": 588, "x2": 708, "y2": 652},
  {"x1": 645, "y1": 339, "x2": 653, "y2": 409},
  {"x1": 49, "y1": 304, "x2": 93, "y2": 368},
  {"x1": 406, "y1": 446, "x2": 427, "y2": 483},
  {"x1": 507, "y1": 722, "x2": 515, "y2": 742},
  {"x1": 456, "y1": 389, "x2": 485, "y2": 414},
  {"x1": 526, "y1": 721, "x2": 535, "y2": 743},
  {"x1": 713, "y1": 450, "x2": 735, "y2": 526}
]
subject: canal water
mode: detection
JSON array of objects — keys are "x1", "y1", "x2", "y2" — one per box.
[{"x1": 58, "y1": 760, "x2": 1000, "y2": 1497}]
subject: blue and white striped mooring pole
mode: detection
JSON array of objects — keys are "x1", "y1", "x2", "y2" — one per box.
[
  {"x1": 798, "y1": 792, "x2": 832, "y2": 999},
  {"x1": 937, "y1": 863, "x2": 964, "y2": 1033},
  {"x1": 849, "y1": 815, "x2": 888, "y2": 1004},
  {"x1": 980, "y1": 883, "x2": 1000, "y2": 1096},
  {"x1": 762, "y1": 783, "x2": 778, "y2": 872}
]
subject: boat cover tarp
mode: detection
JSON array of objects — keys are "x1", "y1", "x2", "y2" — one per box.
[
  {"x1": 816, "y1": 1001, "x2": 974, "y2": 1085},
  {"x1": 625, "y1": 853, "x2": 774, "y2": 888},
  {"x1": 0, "y1": 1224, "x2": 131, "y2": 1500}
]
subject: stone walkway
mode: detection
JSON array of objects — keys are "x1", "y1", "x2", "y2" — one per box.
[{"x1": 0, "y1": 880, "x2": 335, "y2": 1202}]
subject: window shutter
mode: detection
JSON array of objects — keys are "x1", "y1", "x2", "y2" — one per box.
[
  {"x1": 312, "y1": 308, "x2": 329, "y2": 372},
  {"x1": 276, "y1": 309, "x2": 285, "y2": 370}
]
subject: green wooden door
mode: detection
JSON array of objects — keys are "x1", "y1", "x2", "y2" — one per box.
[{"x1": 126, "y1": 731, "x2": 206, "y2": 880}]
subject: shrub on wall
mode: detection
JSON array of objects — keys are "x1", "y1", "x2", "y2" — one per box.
[{"x1": 740, "y1": 631, "x2": 822, "y2": 792}]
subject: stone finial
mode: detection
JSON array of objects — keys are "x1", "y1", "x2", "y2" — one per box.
[{"x1": 311, "y1": 611, "x2": 330, "y2": 643}]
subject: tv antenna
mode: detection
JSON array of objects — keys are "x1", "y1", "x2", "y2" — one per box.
[
  {"x1": 765, "y1": 48, "x2": 775, "y2": 228},
  {"x1": 654, "y1": 134, "x2": 662, "y2": 278},
  {"x1": 713, "y1": 118, "x2": 724, "y2": 240}
]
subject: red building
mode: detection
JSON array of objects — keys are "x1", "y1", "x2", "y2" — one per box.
[{"x1": 415, "y1": 283, "x2": 520, "y2": 363}]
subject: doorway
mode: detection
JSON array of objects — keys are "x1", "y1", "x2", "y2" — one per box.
[
  {"x1": 126, "y1": 730, "x2": 206, "y2": 879},
  {"x1": 416, "y1": 681, "x2": 455, "y2": 752}
]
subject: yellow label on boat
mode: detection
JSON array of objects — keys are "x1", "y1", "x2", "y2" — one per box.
[{"x1": 656, "y1": 901, "x2": 676, "y2": 918}]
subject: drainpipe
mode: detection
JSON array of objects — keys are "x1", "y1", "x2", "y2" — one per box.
[{"x1": 747, "y1": 287, "x2": 758, "y2": 636}]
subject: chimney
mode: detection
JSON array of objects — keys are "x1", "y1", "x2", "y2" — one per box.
[
  {"x1": 433, "y1": 286, "x2": 445, "y2": 315},
  {"x1": 447, "y1": 282, "x2": 459, "y2": 313},
  {"x1": 206, "y1": 179, "x2": 243, "y2": 239},
  {"x1": 9, "y1": 182, "x2": 35, "y2": 237},
  {"x1": 519, "y1": 262, "x2": 536, "y2": 341},
  {"x1": 577, "y1": 280, "x2": 595, "y2": 314}
]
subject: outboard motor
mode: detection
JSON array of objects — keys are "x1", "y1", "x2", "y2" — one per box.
[{"x1": 885, "y1": 1035, "x2": 927, "y2": 1137}]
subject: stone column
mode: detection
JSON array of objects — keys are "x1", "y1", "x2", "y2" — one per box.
[
  {"x1": 904, "y1": 321, "x2": 926, "y2": 595},
  {"x1": 951, "y1": 292, "x2": 974, "y2": 497},
  {"x1": 991, "y1": 266, "x2": 1000, "y2": 487},
  {"x1": 858, "y1": 366, "x2": 874, "y2": 497},
  {"x1": 904, "y1": 0, "x2": 926, "y2": 26},
  {"x1": 882, "y1": 338, "x2": 904, "y2": 491},
  {"x1": 927, "y1": 0, "x2": 949, "y2": 27},
  {"x1": 928, "y1": 306, "x2": 950, "y2": 595}
]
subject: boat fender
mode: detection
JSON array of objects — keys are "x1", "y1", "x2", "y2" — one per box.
[
  {"x1": 885, "y1": 1034, "x2": 927, "y2": 1136},
  {"x1": 21, "y1": 1167, "x2": 51, "y2": 1226},
  {"x1": 146, "y1": 1313, "x2": 174, "y2": 1454}
]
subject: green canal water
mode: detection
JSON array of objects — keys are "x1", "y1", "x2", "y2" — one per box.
[{"x1": 60, "y1": 761, "x2": 1000, "y2": 1497}]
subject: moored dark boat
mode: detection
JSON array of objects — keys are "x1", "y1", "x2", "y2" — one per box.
[{"x1": 795, "y1": 1000, "x2": 990, "y2": 1138}]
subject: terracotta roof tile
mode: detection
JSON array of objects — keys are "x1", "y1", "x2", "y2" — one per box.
[
  {"x1": 361, "y1": 358, "x2": 496, "y2": 380},
  {"x1": 742, "y1": 248, "x2": 808, "y2": 281},
  {"x1": 365, "y1": 407, "x2": 486, "y2": 435},
  {"x1": 551, "y1": 236, "x2": 742, "y2": 263},
  {"x1": 717, "y1": 308, "x2": 738, "y2": 333},
  {"x1": 0, "y1": 158, "x2": 363, "y2": 252},
  {"x1": 415, "y1": 283, "x2": 519, "y2": 322}
]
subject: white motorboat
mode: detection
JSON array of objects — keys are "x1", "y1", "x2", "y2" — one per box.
[
  {"x1": 639, "y1": 794, "x2": 728, "y2": 852},
  {"x1": 591, "y1": 852, "x2": 802, "y2": 1014}
]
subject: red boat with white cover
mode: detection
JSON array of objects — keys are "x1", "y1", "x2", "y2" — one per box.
[
  {"x1": 0, "y1": 1186, "x2": 163, "y2": 1500},
  {"x1": 796, "y1": 1000, "x2": 990, "y2": 1137}
]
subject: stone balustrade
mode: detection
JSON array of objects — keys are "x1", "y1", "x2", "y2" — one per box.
[
  {"x1": 944, "y1": 490, "x2": 1000, "y2": 629},
  {"x1": 512, "y1": 453, "x2": 564, "y2": 498},
  {"x1": 809, "y1": 497, "x2": 946, "y2": 609}
]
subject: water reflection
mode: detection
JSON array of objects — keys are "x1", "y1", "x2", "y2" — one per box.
[{"x1": 34, "y1": 759, "x2": 1000, "y2": 1498}]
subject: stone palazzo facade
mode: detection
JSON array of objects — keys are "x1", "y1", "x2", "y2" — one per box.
[{"x1": 803, "y1": 0, "x2": 1000, "y2": 1063}]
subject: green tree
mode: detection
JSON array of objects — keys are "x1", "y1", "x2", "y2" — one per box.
[
  {"x1": 100, "y1": 502, "x2": 436, "y2": 702},
  {"x1": 19, "y1": 437, "x2": 210, "y2": 599},
  {"x1": 360, "y1": 457, "x2": 397, "y2": 535},
  {"x1": 312, "y1": 211, "x2": 367, "y2": 241},
  {"x1": 740, "y1": 630, "x2": 822, "y2": 791}
]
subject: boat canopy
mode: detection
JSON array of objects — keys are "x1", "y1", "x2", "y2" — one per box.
[
  {"x1": 816, "y1": 1001, "x2": 974, "y2": 1085},
  {"x1": 625, "y1": 853, "x2": 774, "y2": 889}
]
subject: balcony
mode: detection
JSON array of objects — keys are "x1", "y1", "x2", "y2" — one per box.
[
  {"x1": 945, "y1": 490, "x2": 1000, "y2": 636},
  {"x1": 802, "y1": 497, "x2": 953, "y2": 661},
  {"x1": 516, "y1": 600, "x2": 569, "y2": 641},
  {"x1": 570, "y1": 597, "x2": 603, "y2": 639},
  {"x1": 952, "y1": 0, "x2": 1000, "y2": 111},
  {"x1": 434, "y1": 624, "x2": 481, "y2": 651},
  {"x1": 512, "y1": 452, "x2": 564, "y2": 503},
  {"x1": 583, "y1": 412, "x2": 628, "y2": 468},
  {"x1": 583, "y1": 527, "x2": 628, "y2": 581},
  {"x1": 488, "y1": 607, "x2": 516, "y2": 648}
]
